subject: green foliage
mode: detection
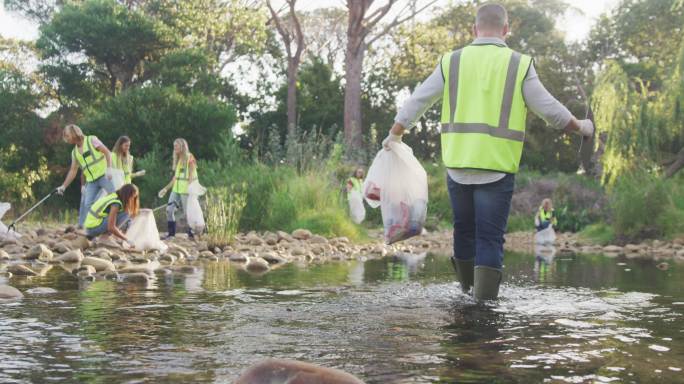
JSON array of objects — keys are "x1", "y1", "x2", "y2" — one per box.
[
  {"x1": 205, "y1": 185, "x2": 247, "y2": 247},
  {"x1": 609, "y1": 170, "x2": 684, "y2": 241},
  {"x1": 82, "y1": 85, "x2": 237, "y2": 161},
  {"x1": 507, "y1": 214, "x2": 533, "y2": 233},
  {"x1": 579, "y1": 223, "x2": 615, "y2": 245}
]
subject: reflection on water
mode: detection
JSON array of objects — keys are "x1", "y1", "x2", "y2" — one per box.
[{"x1": 1, "y1": 250, "x2": 683, "y2": 383}]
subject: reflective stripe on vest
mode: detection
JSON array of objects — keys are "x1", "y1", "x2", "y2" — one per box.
[
  {"x1": 112, "y1": 152, "x2": 133, "y2": 184},
  {"x1": 84, "y1": 193, "x2": 122, "y2": 229},
  {"x1": 173, "y1": 155, "x2": 197, "y2": 194},
  {"x1": 440, "y1": 45, "x2": 532, "y2": 173},
  {"x1": 72, "y1": 136, "x2": 106, "y2": 182}
]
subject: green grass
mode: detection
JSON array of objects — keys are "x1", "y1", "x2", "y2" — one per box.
[
  {"x1": 507, "y1": 214, "x2": 533, "y2": 233},
  {"x1": 579, "y1": 223, "x2": 615, "y2": 245}
]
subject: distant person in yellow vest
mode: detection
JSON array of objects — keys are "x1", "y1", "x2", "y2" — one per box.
[
  {"x1": 56, "y1": 124, "x2": 115, "y2": 229},
  {"x1": 157, "y1": 138, "x2": 198, "y2": 239},
  {"x1": 345, "y1": 168, "x2": 364, "y2": 196},
  {"x1": 386, "y1": 3, "x2": 594, "y2": 300},
  {"x1": 84, "y1": 184, "x2": 139, "y2": 242},
  {"x1": 111, "y1": 136, "x2": 146, "y2": 185},
  {"x1": 535, "y1": 198, "x2": 557, "y2": 231}
]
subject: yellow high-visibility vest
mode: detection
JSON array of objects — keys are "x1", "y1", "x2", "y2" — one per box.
[
  {"x1": 111, "y1": 152, "x2": 133, "y2": 184},
  {"x1": 84, "y1": 193, "x2": 122, "y2": 229},
  {"x1": 440, "y1": 44, "x2": 532, "y2": 173},
  {"x1": 72, "y1": 135, "x2": 106, "y2": 182}
]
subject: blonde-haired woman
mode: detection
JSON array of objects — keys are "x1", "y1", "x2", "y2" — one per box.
[
  {"x1": 111, "y1": 136, "x2": 146, "y2": 184},
  {"x1": 57, "y1": 124, "x2": 114, "y2": 228},
  {"x1": 158, "y1": 138, "x2": 198, "y2": 239},
  {"x1": 535, "y1": 198, "x2": 557, "y2": 232}
]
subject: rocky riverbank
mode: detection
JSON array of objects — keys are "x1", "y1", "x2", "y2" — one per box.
[{"x1": 2, "y1": 225, "x2": 683, "y2": 300}]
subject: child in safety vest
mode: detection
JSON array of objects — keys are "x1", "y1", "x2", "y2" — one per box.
[
  {"x1": 84, "y1": 184, "x2": 139, "y2": 241},
  {"x1": 534, "y1": 198, "x2": 557, "y2": 232},
  {"x1": 345, "y1": 168, "x2": 365, "y2": 197},
  {"x1": 157, "y1": 138, "x2": 198, "y2": 239},
  {"x1": 111, "y1": 136, "x2": 146, "y2": 185}
]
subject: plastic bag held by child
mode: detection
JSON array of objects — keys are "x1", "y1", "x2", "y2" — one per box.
[
  {"x1": 125, "y1": 208, "x2": 168, "y2": 252},
  {"x1": 110, "y1": 168, "x2": 125, "y2": 190},
  {"x1": 186, "y1": 181, "x2": 206, "y2": 234},
  {"x1": 363, "y1": 141, "x2": 428, "y2": 244},
  {"x1": 348, "y1": 190, "x2": 366, "y2": 224}
]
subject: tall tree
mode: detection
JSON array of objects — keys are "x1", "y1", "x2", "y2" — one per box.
[
  {"x1": 267, "y1": 0, "x2": 305, "y2": 137},
  {"x1": 343, "y1": 0, "x2": 436, "y2": 155}
]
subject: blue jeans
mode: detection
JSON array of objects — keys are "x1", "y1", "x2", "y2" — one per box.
[
  {"x1": 78, "y1": 176, "x2": 115, "y2": 228},
  {"x1": 166, "y1": 192, "x2": 188, "y2": 222},
  {"x1": 447, "y1": 173, "x2": 515, "y2": 270},
  {"x1": 85, "y1": 212, "x2": 129, "y2": 238}
]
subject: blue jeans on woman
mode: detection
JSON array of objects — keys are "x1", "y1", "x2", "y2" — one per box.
[
  {"x1": 85, "y1": 211, "x2": 129, "y2": 238},
  {"x1": 447, "y1": 173, "x2": 515, "y2": 270},
  {"x1": 78, "y1": 176, "x2": 115, "y2": 228}
]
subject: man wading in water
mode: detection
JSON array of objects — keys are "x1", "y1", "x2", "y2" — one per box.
[{"x1": 384, "y1": 3, "x2": 594, "y2": 300}]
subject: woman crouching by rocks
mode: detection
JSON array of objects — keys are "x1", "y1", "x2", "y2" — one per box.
[{"x1": 84, "y1": 184, "x2": 139, "y2": 244}]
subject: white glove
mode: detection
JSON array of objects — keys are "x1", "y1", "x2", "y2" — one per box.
[
  {"x1": 106, "y1": 167, "x2": 114, "y2": 180},
  {"x1": 56, "y1": 185, "x2": 66, "y2": 195},
  {"x1": 121, "y1": 240, "x2": 131, "y2": 250},
  {"x1": 577, "y1": 119, "x2": 594, "y2": 137},
  {"x1": 81, "y1": 185, "x2": 86, "y2": 194},
  {"x1": 382, "y1": 132, "x2": 402, "y2": 151},
  {"x1": 158, "y1": 187, "x2": 168, "y2": 199}
]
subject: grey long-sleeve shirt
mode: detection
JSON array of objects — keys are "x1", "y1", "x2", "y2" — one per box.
[{"x1": 394, "y1": 37, "x2": 573, "y2": 184}]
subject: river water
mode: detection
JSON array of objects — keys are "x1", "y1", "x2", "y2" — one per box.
[{"x1": 1, "y1": 250, "x2": 683, "y2": 383}]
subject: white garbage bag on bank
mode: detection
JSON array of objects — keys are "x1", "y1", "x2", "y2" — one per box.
[
  {"x1": 348, "y1": 190, "x2": 366, "y2": 224},
  {"x1": 363, "y1": 141, "x2": 428, "y2": 244},
  {"x1": 0, "y1": 202, "x2": 21, "y2": 240},
  {"x1": 186, "y1": 181, "x2": 206, "y2": 234},
  {"x1": 126, "y1": 208, "x2": 167, "y2": 252}
]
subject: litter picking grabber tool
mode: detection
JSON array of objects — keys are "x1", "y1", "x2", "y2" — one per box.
[
  {"x1": 7, "y1": 189, "x2": 58, "y2": 233},
  {"x1": 574, "y1": 74, "x2": 596, "y2": 173}
]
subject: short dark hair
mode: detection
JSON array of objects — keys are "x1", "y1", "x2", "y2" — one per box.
[{"x1": 476, "y1": 3, "x2": 508, "y2": 31}]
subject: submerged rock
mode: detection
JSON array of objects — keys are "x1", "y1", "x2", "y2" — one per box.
[
  {"x1": 235, "y1": 359, "x2": 364, "y2": 384},
  {"x1": 120, "y1": 272, "x2": 150, "y2": 284},
  {"x1": 25, "y1": 244, "x2": 53, "y2": 261},
  {"x1": 8, "y1": 264, "x2": 38, "y2": 276},
  {"x1": 26, "y1": 287, "x2": 58, "y2": 295},
  {"x1": 0, "y1": 285, "x2": 23, "y2": 299},
  {"x1": 245, "y1": 257, "x2": 270, "y2": 272}
]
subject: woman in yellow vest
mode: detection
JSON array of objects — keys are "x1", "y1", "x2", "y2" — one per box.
[
  {"x1": 535, "y1": 198, "x2": 557, "y2": 232},
  {"x1": 157, "y1": 138, "x2": 198, "y2": 239},
  {"x1": 111, "y1": 136, "x2": 146, "y2": 184},
  {"x1": 84, "y1": 184, "x2": 139, "y2": 241},
  {"x1": 345, "y1": 168, "x2": 364, "y2": 197},
  {"x1": 56, "y1": 124, "x2": 115, "y2": 229}
]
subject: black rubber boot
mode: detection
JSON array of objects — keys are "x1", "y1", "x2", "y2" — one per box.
[
  {"x1": 164, "y1": 221, "x2": 176, "y2": 239},
  {"x1": 187, "y1": 227, "x2": 194, "y2": 240},
  {"x1": 473, "y1": 266, "x2": 503, "y2": 302},
  {"x1": 450, "y1": 257, "x2": 474, "y2": 293}
]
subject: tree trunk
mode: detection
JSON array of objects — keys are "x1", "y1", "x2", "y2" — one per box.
[
  {"x1": 344, "y1": 44, "x2": 365, "y2": 153},
  {"x1": 664, "y1": 145, "x2": 684, "y2": 178},
  {"x1": 286, "y1": 59, "x2": 298, "y2": 137}
]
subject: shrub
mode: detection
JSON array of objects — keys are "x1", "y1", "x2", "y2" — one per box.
[{"x1": 205, "y1": 185, "x2": 247, "y2": 247}]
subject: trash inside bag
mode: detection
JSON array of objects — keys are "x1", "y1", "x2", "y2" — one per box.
[
  {"x1": 348, "y1": 190, "x2": 366, "y2": 224},
  {"x1": 0, "y1": 202, "x2": 21, "y2": 240},
  {"x1": 363, "y1": 141, "x2": 428, "y2": 244},
  {"x1": 534, "y1": 225, "x2": 556, "y2": 245},
  {"x1": 126, "y1": 208, "x2": 168, "y2": 252},
  {"x1": 186, "y1": 181, "x2": 206, "y2": 234}
]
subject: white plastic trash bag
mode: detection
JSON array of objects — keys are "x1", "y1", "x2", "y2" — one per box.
[
  {"x1": 0, "y1": 202, "x2": 21, "y2": 240},
  {"x1": 348, "y1": 190, "x2": 366, "y2": 224},
  {"x1": 186, "y1": 181, "x2": 206, "y2": 234},
  {"x1": 363, "y1": 141, "x2": 428, "y2": 244},
  {"x1": 110, "y1": 168, "x2": 125, "y2": 190},
  {"x1": 126, "y1": 208, "x2": 168, "y2": 252},
  {"x1": 535, "y1": 225, "x2": 556, "y2": 245},
  {"x1": 187, "y1": 181, "x2": 207, "y2": 196}
]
